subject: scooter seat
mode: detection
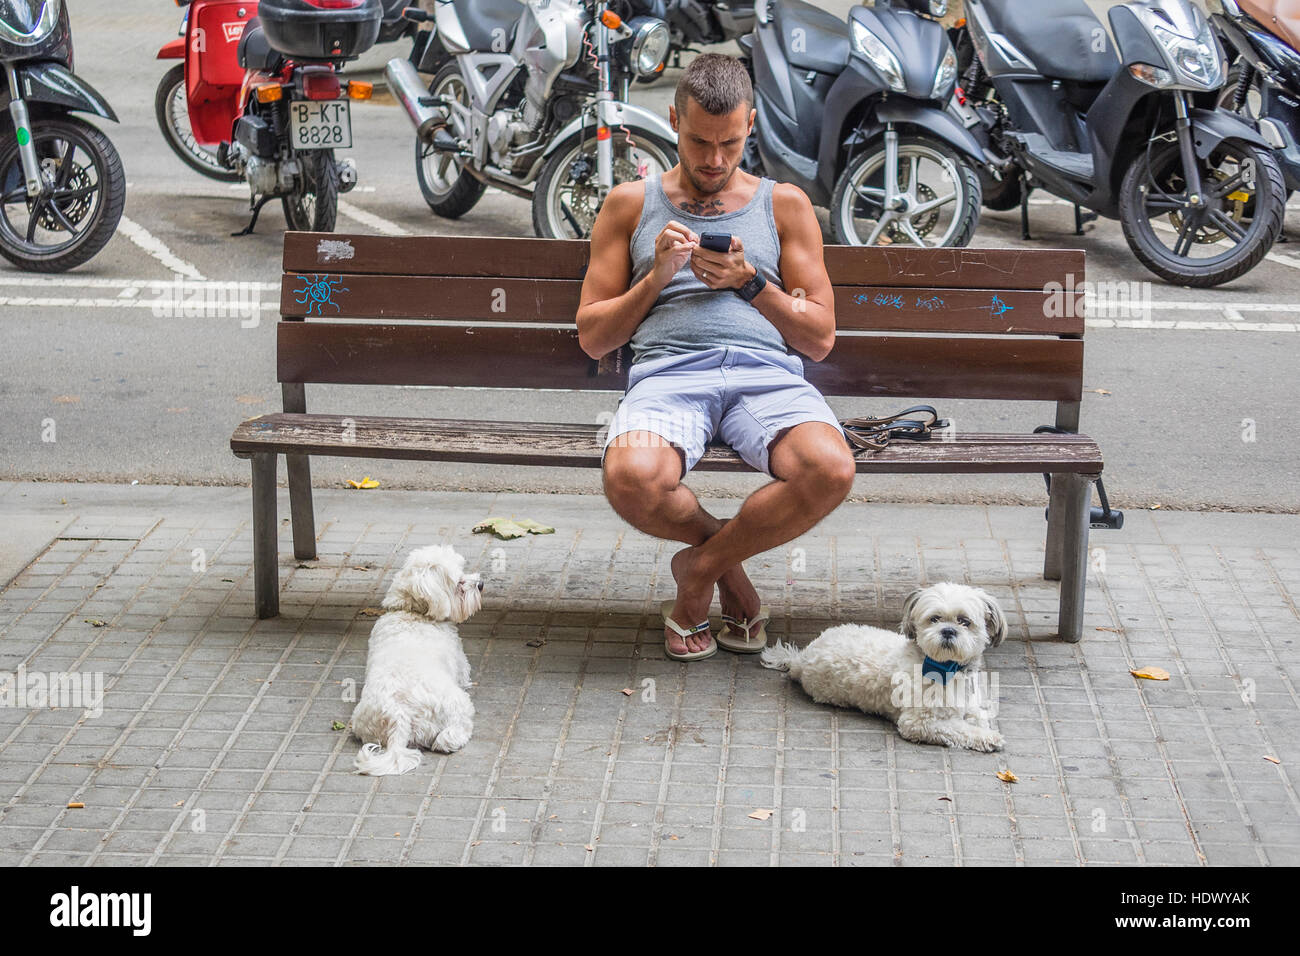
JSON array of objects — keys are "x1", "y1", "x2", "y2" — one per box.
[
  {"x1": 451, "y1": 0, "x2": 520, "y2": 53},
  {"x1": 980, "y1": 0, "x2": 1117, "y2": 83},
  {"x1": 237, "y1": 20, "x2": 286, "y2": 73},
  {"x1": 773, "y1": 0, "x2": 850, "y2": 76}
]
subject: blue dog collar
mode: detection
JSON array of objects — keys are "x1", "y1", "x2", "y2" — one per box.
[{"x1": 922, "y1": 656, "x2": 966, "y2": 685}]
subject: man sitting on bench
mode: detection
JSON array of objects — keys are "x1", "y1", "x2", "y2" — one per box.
[{"x1": 577, "y1": 53, "x2": 856, "y2": 662}]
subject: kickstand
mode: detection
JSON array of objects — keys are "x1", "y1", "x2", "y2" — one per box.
[
  {"x1": 232, "y1": 194, "x2": 276, "y2": 237},
  {"x1": 1073, "y1": 203, "x2": 1098, "y2": 236},
  {"x1": 1019, "y1": 175, "x2": 1033, "y2": 241}
]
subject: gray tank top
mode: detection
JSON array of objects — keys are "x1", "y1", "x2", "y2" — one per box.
[{"x1": 628, "y1": 172, "x2": 786, "y2": 365}]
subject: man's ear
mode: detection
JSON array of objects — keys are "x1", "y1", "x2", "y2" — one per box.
[
  {"x1": 747, "y1": 107, "x2": 756, "y2": 135},
  {"x1": 668, "y1": 105, "x2": 679, "y2": 132}
]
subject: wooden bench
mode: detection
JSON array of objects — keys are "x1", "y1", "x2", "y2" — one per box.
[{"x1": 231, "y1": 232, "x2": 1102, "y2": 639}]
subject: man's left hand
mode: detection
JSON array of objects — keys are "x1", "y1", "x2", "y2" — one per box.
[{"x1": 690, "y1": 236, "x2": 756, "y2": 291}]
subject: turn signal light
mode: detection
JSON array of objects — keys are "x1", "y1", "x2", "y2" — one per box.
[
  {"x1": 347, "y1": 80, "x2": 373, "y2": 100},
  {"x1": 254, "y1": 83, "x2": 283, "y2": 103},
  {"x1": 600, "y1": 9, "x2": 623, "y2": 29}
]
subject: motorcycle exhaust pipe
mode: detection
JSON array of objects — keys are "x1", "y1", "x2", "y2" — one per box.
[{"x1": 385, "y1": 57, "x2": 448, "y2": 143}]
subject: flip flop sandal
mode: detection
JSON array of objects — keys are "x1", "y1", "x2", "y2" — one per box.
[
  {"x1": 716, "y1": 606, "x2": 771, "y2": 654},
  {"x1": 661, "y1": 600, "x2": 717, "y2": 662}
]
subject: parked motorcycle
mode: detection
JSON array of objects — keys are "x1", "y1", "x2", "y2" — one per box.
[
  {"x1": 386, "y1": 0, "x2": 678, "y2": 239},
  {"x1": 952, "y1": 0, "x2": 1284, "y2": 287},
  {"x1": 741, "y1": 0, "x2": 984, "y2": 247},
  {"x1": 1212, "y1": 0, "x2": 1300, "y2": 198},
  {"x1": 626, "y1": 0, "x2": 756, "y2": 77},
  {"x1": 0, "y1": 0, "x2": 125, "y2": 272},
  {"x1": 156, "y1": 0, "x2": 383, "y2": 235}
]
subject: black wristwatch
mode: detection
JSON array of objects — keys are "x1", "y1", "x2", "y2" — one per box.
[{"x1": 735, "y1": 266, "x2": 767, "y2": 303}]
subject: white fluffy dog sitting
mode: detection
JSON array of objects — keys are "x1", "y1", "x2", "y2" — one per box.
[
  {"x1": 760, "y1": 583, "x2": 1008, "y2": 752},
  {"x1": 351, "y1": 545, "x2": 482, "y2": 775}
]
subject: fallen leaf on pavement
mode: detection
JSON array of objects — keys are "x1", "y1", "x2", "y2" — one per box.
[
  {"x1": 53, "y1": 395, "x2": 80, "y2": 404},
  {"x1": 748, "y1": 808, "x2": 774, "y2": 821},
  {"x1": 359, "y1": 607, "x2": 382, "y2": 617},
  {"x1": 1130, "y1": 666, "x2": 1170, "y2": 681},
  {"x1": 1095, "y1": 626, "x2": 1122, "y2": 633},
  {"x1": 996, "y1": 770, "x2": 1019, "y2": 784},
  {"x1": 621, "y1": 688, "x2": 634, "y2": 696},
  {"x1": 473, "y1": 516, "x2": 554, "y2": 540},
  {"x1": 331, "y1": 721, "x2": 346, "y2": 731},
  {"x1": 1264, "y1": 755, "x2": 1281, "y2": 765},
  {"x1": 347, "y1": 476, "x2": 380, "y2": 489},
  {"x1": 84, "y1": 619, "x2": 107, "y2": 627}
]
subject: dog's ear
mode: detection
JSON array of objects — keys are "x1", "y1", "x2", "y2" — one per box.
[
  {"x1": 979, "y1": 589, "x2": 1008, "y2": 648},
  {"x1": 899, "y1": 587, "x2": 924, "y2": 641},
  {"x1": 382, "y1": 561, "x2": 454, "y2": 619}
]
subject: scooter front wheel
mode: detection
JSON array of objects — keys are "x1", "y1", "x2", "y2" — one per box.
[
  {"x1": 1119, "y1": 136, "x2": 1284, "y2": 287},
  {"x1": 154, "y1": 64, "x2": 241, "y2": 183},
  {"x1": 830, "y1": 135, "x2": 981, "y2": 247},
  {"x1": 0, "y1": 116, "x2": 125, "y2": 272}
]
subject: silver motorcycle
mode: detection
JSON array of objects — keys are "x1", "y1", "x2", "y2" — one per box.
[{"x1": 386, "y1": 0, "x2": 678, "y2": 238}]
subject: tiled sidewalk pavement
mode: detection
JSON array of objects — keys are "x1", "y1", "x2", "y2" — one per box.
[{"x1": 0, "y1": 481, "x2": 1297, "y2": 866}]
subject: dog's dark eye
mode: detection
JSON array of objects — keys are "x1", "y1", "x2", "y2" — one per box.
[
  {"x1": 930, "y1": 615, "x2": 941, "y2": 623},
  {"x1": 958, "y1": 617, "x2": 971, "y2": 627}
]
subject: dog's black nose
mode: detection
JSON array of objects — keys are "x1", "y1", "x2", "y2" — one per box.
[
  {"x1": 940, "y1": 627, "x2": 957, "y2": 640},
  {"x1": 477, "y1": 581, "x2": 484, "y2": 592}
]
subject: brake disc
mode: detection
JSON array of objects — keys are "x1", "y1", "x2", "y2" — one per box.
[
  {"x1": 36, "y1": 160, "x2": 93, "y2": 231},
  {"x1": 1167, "y1": 168, "x2": 1246, "y2": 245},
  {"x1": 563, "y1": 153, "x2": 642, "y2": 236}
]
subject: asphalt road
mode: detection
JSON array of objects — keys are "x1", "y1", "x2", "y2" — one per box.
[{"x1": 0, "y1": 0, "x2": 1295, "y2": 511}]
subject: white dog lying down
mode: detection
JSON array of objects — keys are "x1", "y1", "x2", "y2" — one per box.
[
  {"x1": 760, "y1": 582, "x2": 1008, "y2": 752},
  {"x1": 351, "y1": 545, "x2": 482, "y2": 775}
]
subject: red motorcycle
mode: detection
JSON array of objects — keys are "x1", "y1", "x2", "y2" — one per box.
[{"x1": 155, "y1": 0, "x2": 383, "y2": 233}]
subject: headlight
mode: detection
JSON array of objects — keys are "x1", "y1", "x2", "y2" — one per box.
[
  {"x1": 851, "y1": 19, "x2": 905, "y2": 93},
  {"x1": 628, "y1": 17, "x2": 671, "y2": 78},
  {"x1": 1152, "y1": 22, "x2": 1223, "y2": 89},
  {"x1": 0, "y1": 0, "x2": 62, "y2": 47},
  {"x1": 931, "y1": 45, "x2": 957, "y2": 99}
]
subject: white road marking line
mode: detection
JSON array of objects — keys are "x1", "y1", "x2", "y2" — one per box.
[
  {"x1": 337, "y1": 200, "x2": 411, "y2": 236},
  {"x1": 0, "y1": 295, "x2": 277, "y2": 311},
  {"x1": 116, "y1": 215, "x2": 205, "y2": 280},
  {"x1": 0, "y1": 276, "x2": 278, "y2": 291}
]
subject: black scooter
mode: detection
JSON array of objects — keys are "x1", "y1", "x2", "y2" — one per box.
[
  {"x1": 741, "y1": 0, "x2": 985, "y2": 247},
  {"x1": 0, "y1": 0, "x2": 124, "y2": 272},
  {"x1": 954, "y1": 0, "x2": 1284, "y2": 287}
]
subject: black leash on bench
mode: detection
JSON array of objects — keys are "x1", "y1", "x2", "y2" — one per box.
[
  {"x1": 1034, "y1": 425, "x2": 1123, "y2": 530},
  {"x1": 841, "y1": 405, "x2": 951, "y2": 455}
]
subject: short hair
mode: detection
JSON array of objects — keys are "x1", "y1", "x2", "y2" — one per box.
[{"x1": 674, "y1": 53, "x2": 754, "y2": 119}]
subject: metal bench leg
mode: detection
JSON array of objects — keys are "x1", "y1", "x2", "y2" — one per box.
[
  {"x1": 251, "y1": 452, "x2": 280, "y2": 619},
  {"x1": 1057, "y1": 473, "x2": 1094, "y2": 643},
  {"x1": 1043, "y1": 473, "x2": 1070, "y2": 581},
  {"x1": 285, "y1": 454, "x2": 317, "y2": 561}
]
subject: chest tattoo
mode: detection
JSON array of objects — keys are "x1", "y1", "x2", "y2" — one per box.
[{"x1": 676, "y1": 196, "x2": 728, "y2": 217}]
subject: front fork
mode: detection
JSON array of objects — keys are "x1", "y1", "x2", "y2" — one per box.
[
  {"x1": 6, "y1": 65, "x2": 44, "y2": 198},
  {"x1": 1173, "y1": 92, "x2": 1205, "y2": 205}
]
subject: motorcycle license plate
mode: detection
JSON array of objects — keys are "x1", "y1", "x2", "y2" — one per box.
[{"x1": 289, "y1": 100, "x2": 352, "y2": 150}]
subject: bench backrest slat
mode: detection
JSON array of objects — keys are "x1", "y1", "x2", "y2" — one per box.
[
  {"x1": 278, "y1": 322, "x2": 1083, "y2": 402},
  {"x1": 279, "y1": 273, "x2": 1083, "y2": 335}
]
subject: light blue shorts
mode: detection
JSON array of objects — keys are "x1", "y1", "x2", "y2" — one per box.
[{"x1": 601, "y1": 347, "x2": 845, "y2": 477}]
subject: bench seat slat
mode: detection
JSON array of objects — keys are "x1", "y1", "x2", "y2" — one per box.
[
  {"x1": 231, "y1": 413, "x2": 1103, "y2": 475},
  {"x1": 279, "y1": 273, "x2": 1084, "y2": 335},
  {"x1": 283, "y1": 232, "x2": 1085, "y2": 292}
]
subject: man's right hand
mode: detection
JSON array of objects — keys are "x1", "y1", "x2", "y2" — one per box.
[{"x1": 652, "y1": 220, "x2": 699, "y2": 289}]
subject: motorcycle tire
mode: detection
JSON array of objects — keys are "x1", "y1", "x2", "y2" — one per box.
[
  {"x1": 415, "y1": 62, "x2": 487, "y2": 219},
  {"x1": 282, "y1": 148, "x2": 338, "y2": 233},
  {"x1": 829, "y1": 135, "x2": 981, "y2": 247},
  {"x1": 154, "y1": 63, "x2": 241, "y2": 183},
  {"x1": 531, "y1": 128, "x2": 677, "y2": 240},
  {"x1": 1119, "y1": 136, "x2": 1284, "y2": 288},
  {"x1": 0, "y1": 115, "x2": 125, "y2": 273}
]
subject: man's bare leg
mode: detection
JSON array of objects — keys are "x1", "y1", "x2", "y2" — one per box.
[
  {"x1": 668, "y1": 423, "x2": 856, "y2": 621},
  {"x1": 603, "y1": 431, "x2": 761, "y2": 656}
]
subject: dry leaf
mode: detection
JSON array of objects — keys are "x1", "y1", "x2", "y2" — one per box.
[
  {"x1": 359, "y1": 607, "x2": 382, "y2": 617},
  {"x1": 585, "y1": 844, "x2": 594, "y2": 852},
  {"x1": 347, "y1": 476, "x2": 380, "y2": 489},
  {"x1": 621, "y1": 688, "x2": 634, "y2": 696},
  {"x1": 996, "y1": 770, "x2": 1019, "y2": 783},
  {"x1": 748, "y1": 808, "x2": 774, "y2": 821},
  {"x1": 669, "y1": 834, "x2": 680, "y2": 840},
  {"x1": 1264, "y1": 755, "x2": 1281, "y2": 765},
  {"x1": 472, "y1": 516, "x2": 555, "y2": 540},
  {"x1": 1086, "y1": 388, "x2": 1111, "y2": 395},
  {"x1": 84, "y1": 618, "x2": 107, "y2": 628},
  {"x1": 1130, "y1": 666, "x2": 1170, "y2": 681},
  {"x1": 174, "y1": 801, "x2": 184, "y2": 807},
  {"x1": 1095, "y1": 626, "x2": 1122, "y2": 633},
  {"x1": 1151, "y1": 503, "x2": 1162, "y2": 509},
  {"x1": 53, "y1": 395, "x2": 80, "y2": 404},
  {"x1": 66, "y1": 802, "x2": 84, "y2": 809},
  {"x1": 471, "y1": 841, "x2": 482, "y2": 847}
]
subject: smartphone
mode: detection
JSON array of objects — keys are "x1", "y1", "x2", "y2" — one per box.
[{"x1": 698, "y1": 233, "x2": 732, "y2": 253}]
